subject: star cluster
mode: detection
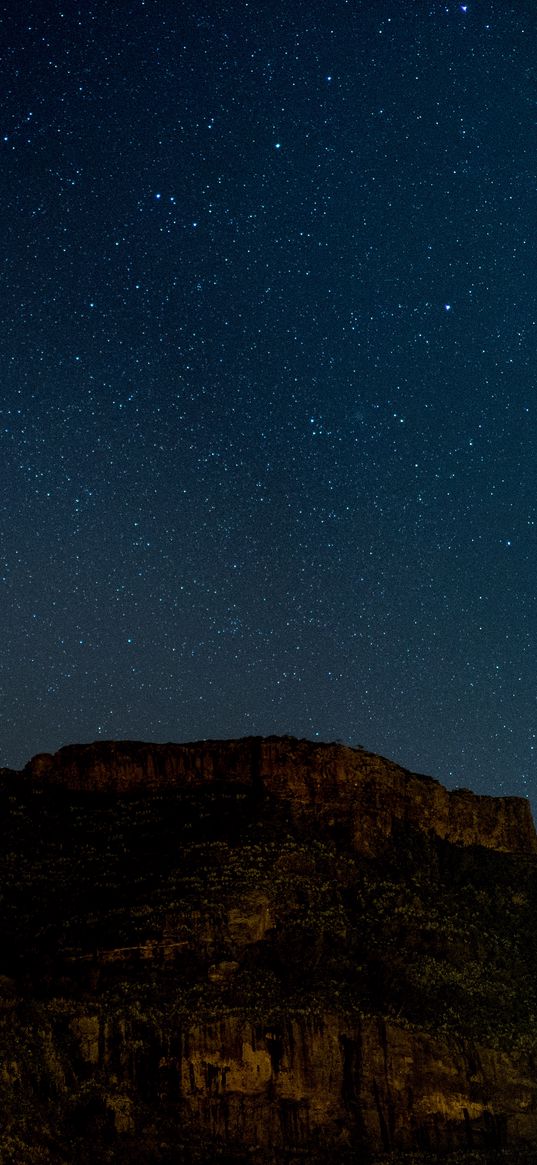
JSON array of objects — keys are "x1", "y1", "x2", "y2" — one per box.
[{"x1": 1, "y1": 1, "x2": 536, "y2": 800}]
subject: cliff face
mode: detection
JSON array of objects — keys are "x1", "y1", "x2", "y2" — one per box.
[
  {"x1": 62, "y1": 1010, "x2": 537, "y2": 1154},
  {"x1": 22, "y1": 735, "x2": 537, "y2": 856},
  {"x1": 1, "y1": 736, "x2": 537, "y2": 1164}
]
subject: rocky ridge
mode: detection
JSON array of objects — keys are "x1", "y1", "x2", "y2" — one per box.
[
  {"x1": 0, "y1": 736, "x2": 536, "y2": 1164},
  {"x1": 18, "y1": 734, "x2": 537, "y2": 856}
]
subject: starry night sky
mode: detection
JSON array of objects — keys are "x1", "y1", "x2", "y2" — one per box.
[{"x1": 1, "y1": 0, "x2": 536, "y2": 799}]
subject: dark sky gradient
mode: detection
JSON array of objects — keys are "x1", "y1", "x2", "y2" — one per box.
[{"x1": 1, "y1": 1, "x2": 536, "y2": 798}]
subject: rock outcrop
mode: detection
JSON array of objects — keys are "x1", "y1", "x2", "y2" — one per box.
[{"x1": 0, "y1": 736, "x2": 536, "y2": 1164}]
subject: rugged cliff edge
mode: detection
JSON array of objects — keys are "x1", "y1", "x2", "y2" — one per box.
[{"x1": 1, "y1": 736, "x2": 537, "y2": 1164}]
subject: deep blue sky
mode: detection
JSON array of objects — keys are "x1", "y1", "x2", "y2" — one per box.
[{"x1": 1, "y1": 0, "x2": 536, "y2": 799}]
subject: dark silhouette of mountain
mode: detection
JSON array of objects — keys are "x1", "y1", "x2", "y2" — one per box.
[{"x1": 1, "y1": 735, "x2": 537, "y2": 1164}]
